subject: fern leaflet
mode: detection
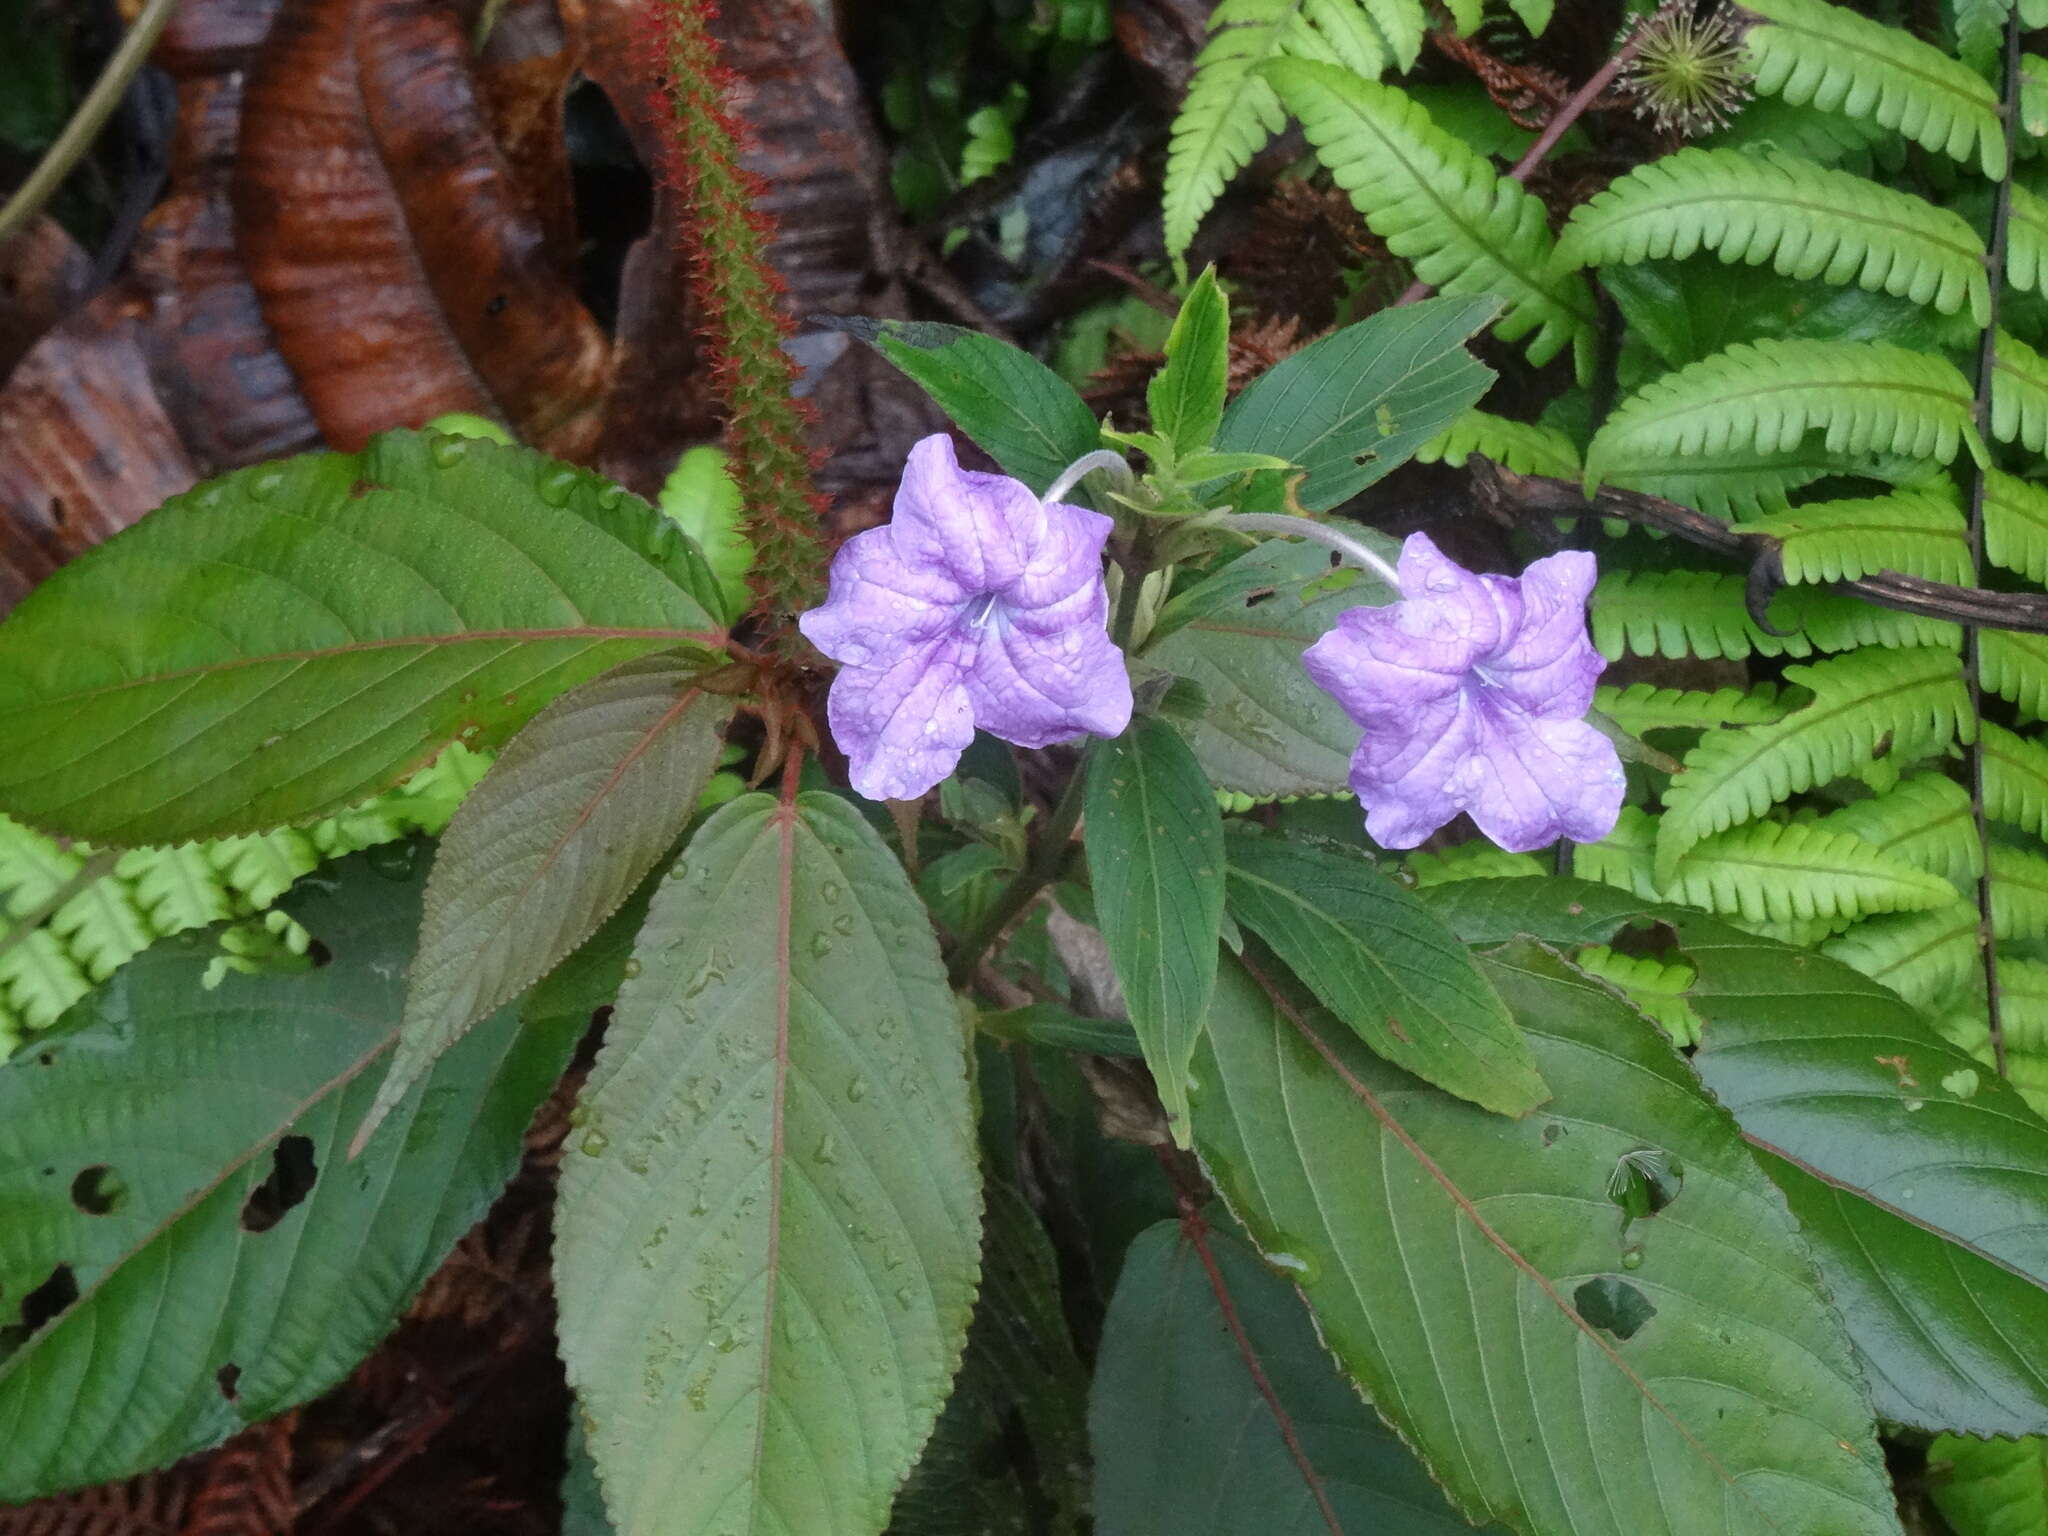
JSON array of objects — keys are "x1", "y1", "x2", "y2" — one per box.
[
  {"x1": 1415, "y1": 409, "x2": 1581, "y2": 477},
  {"x1": 2007, "y1": 182, "x2": 2048, "y2": 299},
  {"x1": 1595, "y1": 682, "x2": 1792, "y2": 734},
  {"x1": 1591, "y1": 569, "x2": 1959, "y2": 661},
  {"x1": 1992, "y1": 329, "x2": 2048, "y2": 453},
  {"x1": 1554, "y1": 148, "x2": 1989, "y2": 323},
  {"x1": 1655, "y1": 645, "x2": 1973, "y2": 882},
  {"x1": 1740, "y1": 0, "x2": 2007, "y2": 177},
  {"x1": 1664, "y1": 817, "x2": 1958, "y2": 925},
  {"x1": 1982, "y1": 722, "x2": 2048, "y2": 845},
  {"x1": 1823, "y1": 906, "x2": 1980, "y2": 1008},
  {"x1": 1983, "y1": 468, "x2": 2048, "y2": 584},
  {"x1": 1265, "y1": 58, "x2": 1596, "y2": 371},
  {"x1": 1405, "y1": 841, "x2": 1549, "y2": 886},
  {"x1": 1569, "y1": 944, "x2": 1704, "y2": 1046},
  {"x1": 1585, "y1": 338, "x2": 1986, "y2": 493},
  {"x1": 1817, "y1": 771, "x2": 1980, "y2": 885},
  {"x1": 1162, "y1": 0, "x2": 1424, "y2": 260},
  {"x1": 1982, "y1": 630, "x2": 2048, "y2": 717},
  {"x1": 1729, "y1": 488, "x2": 1971, "y2": 584},
  {"x1": 1596, "y1": 443, "x2": 1953, "y2": 520}
]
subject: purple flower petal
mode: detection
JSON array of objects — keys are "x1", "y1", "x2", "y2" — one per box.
[
  {"x1": 826, "y1": 636, "x2": 978, "y2": 802},
  {"x1": 799, "y1": 433, "x2": 1133, "y2": 800},
  {"x1": 1304, "y1": 530, "x2": 1622, "y2": 850}
]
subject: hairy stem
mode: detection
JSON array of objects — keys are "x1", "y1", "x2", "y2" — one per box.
[
  {"x1": 1963, "y1": 7, "x2": 2023, "y2": 1077},
  {"x1": 0, "y1": 0, "x2": 180, "y2": 248}
]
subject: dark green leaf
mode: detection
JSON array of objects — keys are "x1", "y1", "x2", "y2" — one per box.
[
  {"x1": 0, "y1": 853, "x2": 579, "y2": 1499},
  {"x1": 978, "y1": 1001, "x2": 1142, "y2": 1057},
  {"x1": 0, "y1": 431, "x2": 725, "y2": 843},
  {"x1": 832, "y1": 318, "x2": 1100, "y2": 494},
  {"x1": 1142, "y1": 541, "x2": 1388, "y2": 797},
  {"x1": 1189, "y1": 943, "x2": 1899, "y2": 1534},
  {"x1": 1084, "y1": 719, "x2": 1225, "y2": 1141},
  {"x1": 359, "y1": 662, "x2": 731, "y2": 1149},
  {"x1": 1093, "y1": 1219, "x2": 1494, "y2": 1536},
  {"x1": 555, "y1": 791, "x2": 981, "y2": 1536},
  {"x1": 1424, "y1": 876, "x2": 2048, "y2": 1437},
  {"x1": 1147, "y1": 268, "x2": 1230, "y2": 456},
  {"x1": 1215, "y1": 296, "x2": 1497, "y2": 510},
  {"x1": 1223, "y1": 828, "x2": 1546, "y2": 1115}
]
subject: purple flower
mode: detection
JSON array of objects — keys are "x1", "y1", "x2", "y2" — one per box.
[
  {"x1": 799, "y1": 434, "x2": 1134, "y2": 801},
  {"x1": 1301, "y1": 532, "x2": 1624, "y2": 853}
]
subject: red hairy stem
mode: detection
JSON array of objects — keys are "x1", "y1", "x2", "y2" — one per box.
[{"x1": 632, "y1": 0, "x2": 830, "y2": 623}]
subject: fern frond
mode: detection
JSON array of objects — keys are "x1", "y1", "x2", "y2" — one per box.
[
  {"x1": 1554, "y1": 148, "x2": 1989, "y2": 323},
  {"x1": 1992, "y1": 329, "x2": 2048, "y2": 453},
  {"x1": 1586, "y1": 338, "x2": 1985, "y2": 494},
  {"x1": 1592, "y1": 569, "x2": 1959, "y2": 661},
  {"x1": 1932, "y1": 960, "x2": 2048, "y2": 1116},
  {"x1": 2005, "y1": 183, "x2": 2048, "y2": 299},
  {"x1": 1599, "y1": 444, "x2": 1952, "y2": 520},
  {"x1": 1570, "y1": 944, "x2": 1704, "y2": 1046},
  {"x1": 1415, "y1": 409, "x2": 1581, "y2": 477},
  {"x1": 1993, "y1": 843, "x2": 2048, "y2": 943},
  {"x1": 1729, "y1": 489, "x2": 1971, "y2": 584},
  {"x1": 1595, "y1": 682, "x2": 1791, "y2": 734},
  {"x1": 1573, "y1": 805, "x2": 1661, "y2": 900},
  {"x1": 1822, "y1": 906, "x2": 1980, "y2": 1007},
  {"x1": 1162, "y1": 0, "x2": 1423, "y2": 260},
  {"x1": 1264, "y1": 58, "x2": 1596, "y2": 372},
  {"x1": 1982, "y1": 468, "x2": 2048, "y2": 584},
  {"x1": 1816, "y1": 772, "x2": 1979, "y2": 885},
  {"x1": 1405, "y1": 841, "x2": 1548, "y2": 886},
  {"x1": 0, "y1": 931, "x2": 90, "y2": 1041},
  {"x1": 1655, "y1": 645, "x2": 1973, "y2": 881},
  {"x1": 1666, "y1": 817, "x2": 1959, "y2": 925},
  {"x1": 1982, "y1": 630, "x2": 2048, "y2": 718},
  {"x1": 1982, "y1": 722, "x2": 2048, "y2": 844},
  {"x1": 1740, "y1": 0, "x2": 2007, "y2": 177}
]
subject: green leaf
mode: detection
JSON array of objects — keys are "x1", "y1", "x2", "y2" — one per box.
[
  {"x1": 1092, "y1": 1219, "x2": 1491, "y2": 1536},
  {"x1": 835, "y1": 318, "x2": 1100, "y2": 494},
  {"x1": 1730, "y1": 489, "x2": 1973, "y2": 585},
  {"x1": 1222, "y1": 827, "x2": 1546, "y2": 1116},
  {"x1": 1189, "y1": 943, "x2": 1900, "y2": 1534},
  {"x1": 555, "y1": 792, "x2": 980, "y2": 1536},
  {"x1": 1214, "y1": 296, "x2": 1498, "y2": 510},
  {"x1": 658, "y1": 446, "x2": 755, "y2": 623},
  {"x1": 1929, "y1": 1433, "x2": 2048, "y2": 1536},
  {"x1": 1084, "y1": 719, "x2": 1226, "y2": 1142},
  {"x1": 1142, "y1": 540, "x2": 1388, "y2": 797},
  {"x1": 1264, "y1": 60, "x2": 1592, "y2": 372},
  {"x1": 0, "y1": 853, "x2": 578, "y2": 1498},
  {"x1": 1148, "y1": 267, "x2": 1231, "y2": 455},
  {"x1": 1423, "y1": 879, "x2": 2048, "y2": 1438},
  {"x1": 0, "y1": 431, "x2": 725, "y2": 844},
  {"x1": 357, "y1": 661, "x2": 732, "y2": 1151}
]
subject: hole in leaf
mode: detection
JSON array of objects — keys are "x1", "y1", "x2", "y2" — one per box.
[
  {"x1": 217, "y1": 1363, "x2": 241, "y2": 1401},
  {"x1": 1574, "y1": 1276, "x2": 1656, "y2": 1340},
  {"x1": 69, "y1": 1166, "x2": 125, "y2": 1216},
  {"x1": 307, "y1": 939, "x2": 334, "y2": 968},
  {"x1": 1540, "y1": 1122, "x2": 1564, "y2": 1147},
  {"x1": 17, "y1": 1264, "x2": 78, "y2": 1334},
  {"x1": 1607, "y1": 1146, "x2": 1683, "y2": 1220},
  {"x1": 241, "y1": 1136, "x2": 318, "y2": 1233}
]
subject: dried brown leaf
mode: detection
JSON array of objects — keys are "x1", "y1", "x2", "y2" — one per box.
[
  {"x1": 0, "y1": 1465, "x2": 194, "y2": 1536},
  {"x1": 178, "y1": 1419, "x2": 295, "y2": 1536}
]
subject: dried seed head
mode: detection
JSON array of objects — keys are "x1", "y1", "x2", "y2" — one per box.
[{"x1": 1622, "y1": 2, "x2": 1755, "y2": 138}]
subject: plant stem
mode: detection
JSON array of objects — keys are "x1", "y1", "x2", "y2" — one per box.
[
  {"x1": 1393, "y1": 29, "x2": 1644, "y2": 307},
  {"x1": 0, "y1": 0, "x2": 181, "y2": 249},
  {"x1": 1962, "y1": 6, "x2": 2023, "y2": 1078},
  {"x1": 1215, "y1": 513, "x2": 1403, "y2": 591}
]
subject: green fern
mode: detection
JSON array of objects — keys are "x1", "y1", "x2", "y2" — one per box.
[
  {"x1": 1595, "y1": 443, "x2": 1953, "y2": 519},
  {"x1": 1573, "y1": 807, "x2": 1855, "y2": 942},
  {"x1": 1983, "y1": 468, "x2": 2048, "y2": 584},
  {"x1": 1591, "y1": 569, "x2": 1959, "y2": 661},
  {"x1": 1992, "y1": 328, "x2": 2048, "y2": 453},
  {"x1": 1162, "y1": 0, "x2": 1425, "y2": 260},
  {"x1": 1992, "y1": 842, "x2": 2048, "y2": 943},
  {"x1": 1655, "y1": 645, "x2": 1973, "y2": 882},
  {"x1": 1823, "y1": 905, "x2": 1981, "y2": 1008},
  {"x1": 1740, "y1": 0, "x2": 2007, "y2": 177},
  {"x1": 1404, "y1": 841, "x2": 1548, "y2": 886},
  {"x1": 1554, "y1": 148, "x2": 1989, "y2": 323},
  {"x1": 1817, "y1": 771, "x2": 1980, "y2": 885},
  {"x1": 1932, "y1": 958, "x2": 2048, "y2": 1115},
  {"x1": 1728, "y1": 489, "x2": 1972, "y2": 584},
  {"x1": 0, "y1": 746, "x2": 489, "y2": 1050},
  {"x1": 1982, "y1": 630, "x2": 2048, "y2": 717},
  {"x1": 1594, "y1": 682, "x2": 1791, "y2": 734},
  {"x1": 1415, "y1": 409, "x2": 1581, "y2": 477},
  {"x1": 1569, "y1": 944, "x2": 1704, "y2": 1046},
  {"x1": 1982, "y1": 722, "x2": 2048, "y2": 844},
  {"x1": 2006, "y1": 182, "x2": 2048, "y2": 298},
  {"x1": 1585, "y1": 338, "x2": 1987, "y2": 494},
  {"x1": 1574, "y1": 806, "x2": 1663, "y2": 902},
  {"x1": 1264, "y1": 58, "x2": 1595, "y2": 371},
  {"x1": 1663, "y1": 817, "x2": 1958, "y2": 925}
]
